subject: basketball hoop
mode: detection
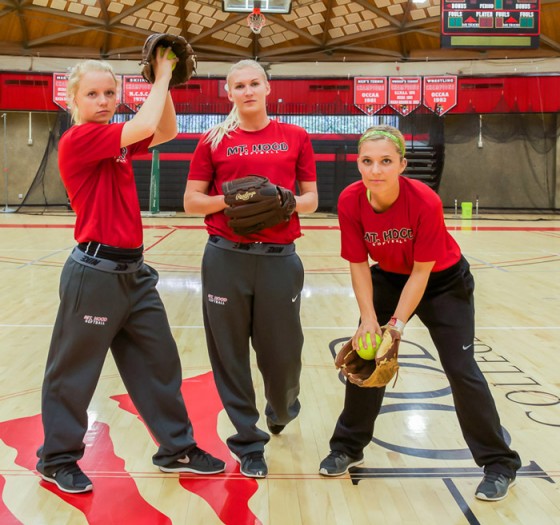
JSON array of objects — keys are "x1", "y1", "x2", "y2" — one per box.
[{"x1": 247, "y1": 8, "x2": 266, "y2": 34}]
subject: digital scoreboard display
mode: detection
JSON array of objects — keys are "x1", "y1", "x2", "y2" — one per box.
[{"x1": 441, "y1": 0, "x2": 540, "y2": 49}]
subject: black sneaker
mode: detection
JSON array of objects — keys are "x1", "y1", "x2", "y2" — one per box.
[
  {"x1": 233, "y1": 451, "x2": 268, "y2": 478},
  {"x1": 475, "y1": 471, "x2": 516, "y2": 501},
  {"x1": 266, "y1": 418, "x2": 285, "y2": 435},
  {"x1": 159, "y1": 447, "x2": 225, "y2": 474},
  {"x1": 319, "y1": 450, "x2": 364, "y2": 476},
  {"x1": 38, "y1": 461, "x2": 93, "y2": 494}
]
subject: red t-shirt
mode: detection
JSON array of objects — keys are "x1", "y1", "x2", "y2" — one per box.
[
  {"x1": 338, "y1": 177, "x2": 461, "y2": 274},
  {"x1": 188, "y1": 120, "x2": 317, "y2": 244},
  {"x1": 59, "y1": 122, "x2": 152, "y2": 248}
]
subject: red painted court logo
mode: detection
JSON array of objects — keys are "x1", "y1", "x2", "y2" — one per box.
[{"x1": 0, "y1": 371, "x2": 261, "y2": 525}]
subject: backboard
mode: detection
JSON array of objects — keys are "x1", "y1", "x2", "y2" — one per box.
[{"x1": 222, "y1": 0, "x2": 292, "y2": 14}]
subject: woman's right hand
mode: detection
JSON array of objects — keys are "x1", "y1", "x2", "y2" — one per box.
[
  {"x1": 352, "y1": 318, "x2": 382, "y2": 351},
  {"x1": 153, "y1": 46, "x2": 175, "y2": 84}
]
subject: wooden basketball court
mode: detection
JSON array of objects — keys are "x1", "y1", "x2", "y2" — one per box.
[{"x1": 0, "y1": 210, "x2": 558, "y2": 525}]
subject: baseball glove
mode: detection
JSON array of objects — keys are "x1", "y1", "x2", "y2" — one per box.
[
  {"x1": 140, "y1": 33, "x2": 196, "y2": 88},
  {"x1": 335, "y1": 327, "x2": 400, "y2": 388},
  {"x1": 222, "y1": 175, "x2": 296, "y2": 236}
]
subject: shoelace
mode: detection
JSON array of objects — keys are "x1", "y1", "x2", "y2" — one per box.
[
  {"x1": 189, "y1": 447, "x2": 213, "y2": 464},
  {"x1": 245, "y1": 451, "x2": 265, "y2": 461},
  {"x1": 483, "y1": 471, "x2": 505, "y2": 483},
  {"x1": 55, "y1": 463, "x2": 86, "y2": 479}
]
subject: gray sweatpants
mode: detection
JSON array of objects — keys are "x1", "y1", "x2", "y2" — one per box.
[
  {"x1": 38, "y1": 248, "x2": 196, "y2": 472},
  {"x1": 202, "y1": 236, "x2": 304, "y2": 457}
]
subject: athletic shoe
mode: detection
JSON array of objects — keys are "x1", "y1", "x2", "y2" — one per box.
[
  {"x1": 319, "y1": 450, "x2": 364, "y2": 476},
  {"x1": 266, "y1": 417, "x2": 285, "y2": 435},
  {"x1": 475, "y1": 471, "x2": 516, "y2": 501},
  {"x1": 159, "y1": 447, "x2": 225, "y2": 474},
  {"x1": 233, "y1": 451, "x2": 268, "y2": 478},
  {"x1": 38, "y1": 461, "x2": 93, "y2": 494}
]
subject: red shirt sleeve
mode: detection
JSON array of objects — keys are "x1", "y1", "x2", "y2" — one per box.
[
  {"x1": 338, "y1": 182, "x2": 369, "y2": 263},
  {"x1": 188, "y1": 134, "x2": 214, "y2": 182}
]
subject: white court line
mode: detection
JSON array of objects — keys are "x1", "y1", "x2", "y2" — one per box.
[
  {"x1": 16, "y1": 247, "x2": 73, "y2": 269},
  {"x1": 464, "y1": 255, "x2": 509, "y2": 272}
]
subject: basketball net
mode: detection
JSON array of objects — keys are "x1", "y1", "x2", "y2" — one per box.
[{"x1": 247, "y1": 8, "x2": 266, "y2": 34}]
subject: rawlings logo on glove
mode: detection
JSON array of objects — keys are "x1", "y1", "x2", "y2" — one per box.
[
  {"x1": 235, "y1": 190, "x2": 258, "y2": 202},
  {"x1": 222, "y1": 175, "x2": 296, "y2": 237}
]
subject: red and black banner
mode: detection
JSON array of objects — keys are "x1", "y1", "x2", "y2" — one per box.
[
  {"x1": 122, "y1": 75, "x2": 151, "y2": 112},
  {"x1": 52, "y1": 73, "x2": 69, "y2": 111},
  {"x1": 423, "y1": 76, "x2": 458, "y2": 115},
  {"x1": 353, "y1": 77, "x2": 387, "y2": 115},
  {"x1": 388, "y1": 77, "x2": 422, "y2": 116}
]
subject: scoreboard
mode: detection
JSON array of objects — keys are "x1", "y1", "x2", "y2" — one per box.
[{"x1": 441, "y1": 0, "x2": 540, "y2": 49}]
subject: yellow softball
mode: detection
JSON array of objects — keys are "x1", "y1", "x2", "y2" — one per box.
[
  {"x1": 160, "y1": 48, "x2": 177, "y2": 70},
  {"x1": 356, "y1": 332, "x2": 382, "y2": 360}
]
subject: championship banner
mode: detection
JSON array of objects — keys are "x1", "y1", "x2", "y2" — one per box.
[
  {"x1": 423, "y1": 76, "x2": 457, "y2": 115},
  {"x1": 353, "y1": 77, "x2": 387, "y2": 115},
  {"x1": 53, "y1": 73, "x2": 69, "y2": 111},
  {"x1": 123, "y1": 75, "x2": 151, "y2": 112},
  {"x1": 388, "y1": 77, "x2": 422, "y2": 116}
]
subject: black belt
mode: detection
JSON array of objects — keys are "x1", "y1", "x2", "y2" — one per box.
[
  {"x1": 77, "y1": 242, "x2": 144, "y2": 262},
  {"x1": 208, "y1": 235, "x2": 294, "y2": 256}
]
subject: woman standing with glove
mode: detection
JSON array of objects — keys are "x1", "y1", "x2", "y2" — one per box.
[
  {"x1": 184, "y1": 59, "x2": 318, "y2": 478},
  {"x1": 37, "y1": 43, "x2": 224, "y2": 495},
  {"x1": 319, "y1": 125, "x2": 521, "y2": 502}
]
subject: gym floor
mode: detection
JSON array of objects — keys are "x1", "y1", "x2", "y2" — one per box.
[{"x1": 0, "y1": 211, "x2": 559, "y2": 525}]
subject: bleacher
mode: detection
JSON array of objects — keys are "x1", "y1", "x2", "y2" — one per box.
[{"x1": 403, "y1": 144, "x2": 445, "y2": 192}]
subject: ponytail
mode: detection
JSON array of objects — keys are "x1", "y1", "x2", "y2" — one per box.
[{"x1": 205, "y1": 106, "x2": 240, "y2": 151}]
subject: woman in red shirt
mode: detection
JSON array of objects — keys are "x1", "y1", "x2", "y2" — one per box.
[
  {"x1": 319, "y1": 125, "x2": 521, "y2": 502},
  {"x1": 184, "y1": 59, "x2": 318, "y2": 478},
  {"x1": 37, "y1": 49, "x2": 224, "y2": 494}
]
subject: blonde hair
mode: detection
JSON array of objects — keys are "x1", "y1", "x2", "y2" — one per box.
[
  {"x1": 67, "y1": 60, "x2": 118, "y2": 124},
  {"x1": 358, "y1": 125, "x2": 406, "y2": 158},
  {"x1": 205, "y1": 59, "x2": 269, "y2": 151}
]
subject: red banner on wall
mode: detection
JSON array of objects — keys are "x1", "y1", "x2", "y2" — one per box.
[
  {"x1": 423, "y1": 76, "x2": 457, "y2": 115},
  {"x1": 388, "y1": 77, "x2": 421, "y2": 116},
  {"x1": 123, "y1": 75, "x2": 151, "y2": 111},
  {"x1": 353, "y1": 77, "x2": 387, "y2": 115},
  {"x1": 53, "y1": 73, "x2": 69, "y2": 111}
]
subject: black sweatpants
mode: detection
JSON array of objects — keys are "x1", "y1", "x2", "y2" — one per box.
[
  {"x1": 38, "y1": 248, "x2": 196, "y2": 471},
  {"x1": 329, "y1": 256, "x2": 522, "y2": 478},
  {"x1": 202, "y1": 236, "x2": 304, "y2": 457}
]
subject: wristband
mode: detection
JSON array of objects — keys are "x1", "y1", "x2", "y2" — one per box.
[{"x1": 388, "y1": 316, "x2": 405, "y2": 334}]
